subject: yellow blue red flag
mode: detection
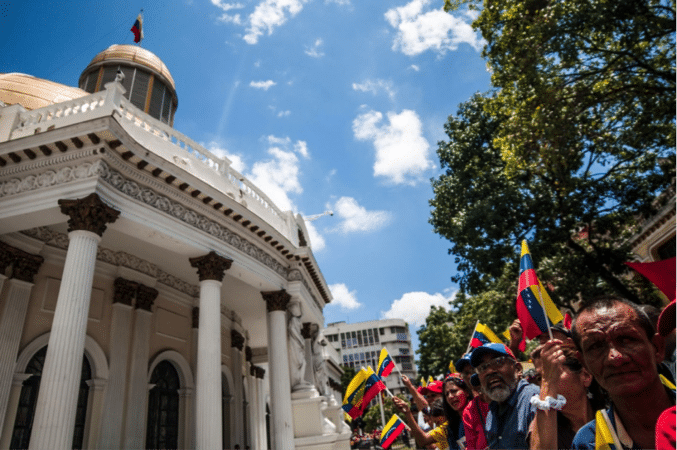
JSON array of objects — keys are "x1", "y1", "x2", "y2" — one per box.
[
  {"x1": 380, "y1": 414, "x2": 406, "y2": 449},
  {"x1": 377, "y1": 348, "x2": 396, "y2": 378}
]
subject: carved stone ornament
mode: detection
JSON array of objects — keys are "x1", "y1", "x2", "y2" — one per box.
[
  {"x1": 192, "y1": 307, "x2": 199, "y2": 329},
  {"x1": 0, "y1": 242, "x2": 15, "y2": 273},
  {"x1": 135, "y1": 284, "x2": 158, "y2": 311},
  {"x1": 301, "y1": 322, "x2": 314, "y2": 340},
  {"x1": 261, "y1": 290, "x2": 291, "y2": 312},
  {"x1": 189, "y1": 251, "x2": 233, "y2": 282},
  {"x1": 11, "y1": 252, "x2": 44, "y2": 283},
  {"x1": 245, "y1": 346, "x2": 252, "y2": 362},
  {"x1": 255, "y1": 366, "x2": 266, "y2": 379},
  {"x1": 58, "y1": 193, "x2": 120, "y2": 236},
  {"x1": 231, "y1": 329, "x2": 245, "y2": 351},
  {"x1": 113, "y1": 277, "x2": 138, "y2": 306}
]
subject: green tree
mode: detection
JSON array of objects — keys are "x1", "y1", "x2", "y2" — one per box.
[{"x1": 430, "y1": 91, "x2": 673, "y2": 307}]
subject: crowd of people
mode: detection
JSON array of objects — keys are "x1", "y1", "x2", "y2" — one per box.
[{"x1": 390, "y1": 296, "x2": 676, "y2": 450}]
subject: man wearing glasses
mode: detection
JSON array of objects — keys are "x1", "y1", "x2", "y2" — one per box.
[{"x1": 470, "y1": 343, "x2": 539, "y2": 449}]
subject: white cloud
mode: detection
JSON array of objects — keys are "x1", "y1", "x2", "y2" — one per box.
[
  {"x1": 248, "y1": 147, "x2": 301, "y2": 212},
  {"x1": 277, "y1": 110, "x2": 291, "y2": 117},
  {"x1": 205, "y1": 142, "x2": 247, "y2": 173},
  {"x1": 211, "y1": 0, "x2": 244, "y2": 10},
  {"x1": 328, "y1": 197, "x2": 391, "y2": 233},
  {"x1": 217, "y1": 13, "x2": 242, "y2": 25},
  {"x1": 352, "y1": 109, "x2": 434, "y2": 185},
  {"x1": 385, "y1": 0, "x2": 485, "y2": 56},
  {"x1": 250, "y1": 80, "x2": 277, "y2": 90},
  {"x1": 409, "y1": 64, "x2": 420, "y2": 71},
  {"x1": 325, "y1": 0, "x2": 350, "y2": 5},
  {"x1": 304, "y1": 221, "x2": 326, "y2": 251},
  {"x1": 382, "y1": 291, "x2": 456, "y2": 327},
  {"x1": 266, "y1": 135, "x2": 309, "y2": 158},
  {"x1": 244, "y1": 0, "x2": 309, "y2": 45},
  {"x1": 305, "y1": 38, "x2": 325, "y2": 58},
  {"x1": 352, "y1": 79, "x2": 396, "y2": 100},
  {"x1": 328, "y1": 283, "x2": 362, "y2": 310}
]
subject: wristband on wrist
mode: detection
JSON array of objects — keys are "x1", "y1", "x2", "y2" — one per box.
[{"x1": 530, "y1": 394, "x2": 567, "y2": 411}]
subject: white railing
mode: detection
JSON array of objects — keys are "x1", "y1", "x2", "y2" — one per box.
[{"x1": 6, "y1": 82, "x2": 296, "y2": 242}]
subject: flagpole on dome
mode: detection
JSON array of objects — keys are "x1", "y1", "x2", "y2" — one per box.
[{"x1": 131, "y1": 9, "x2": 144, "y2": 46}]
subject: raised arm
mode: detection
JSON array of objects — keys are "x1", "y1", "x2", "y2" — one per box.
[
  {"x1": 392, "y1": 396, "x2": 436, "y2": 448},
  {"x1": 401, "y1": 375, "x2": 429, "y2": 411}
]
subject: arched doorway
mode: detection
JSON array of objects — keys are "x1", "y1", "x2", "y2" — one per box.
[
  {"x1": 145, "y1": 360, "x2": 180, "y2": 450},
  {"x1": 10, "y1": 346, "x2": 92, "y2": 449}
]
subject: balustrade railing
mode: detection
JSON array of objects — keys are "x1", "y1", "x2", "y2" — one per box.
[{"x1": 5, "y1": 82, "x2": 294, "y2": 241}]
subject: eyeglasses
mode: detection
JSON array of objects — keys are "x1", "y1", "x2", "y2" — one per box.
[{"x1": 475, "y1": 356, "x2": 514, "y2": 375}]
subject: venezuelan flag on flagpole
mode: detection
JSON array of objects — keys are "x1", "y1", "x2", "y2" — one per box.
[
  {"x1": 449, "y1": 360, "x2": 456, "y2": 373},
  {"x1": 419, "y1": 377, "x2": 427, "y2": 388},
  {"x1": 470, "y1": 323, "x2": 503, "y2": 348},
  {"x1": 516, "y1": 240, "x2": 563, "y2": 340},
  {"x1": 377, "y1": 348, "x2": 396, "y2": 378},
  {"x1": 131, "y1": 12, "x2": 144, "y2": 44},
  {"x1": 380, "y1": 414, "x2": 406, "y2": 449},
  {"x1": 360, "y1": 367, "x2": 387, "y2": 412},
  {"x1": 428, "y1": 375, "x2": 434, "y2": 385},
  {"x1": 342, "y1": 369, "x2": 369, "y2": 419}
]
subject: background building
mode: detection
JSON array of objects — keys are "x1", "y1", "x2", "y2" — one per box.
[
  {"x1": 0, "y1": 44, "x2": 349, "y2": 450},
  {"x1": 325, "y1": 319, "x2": 416, "y2": 395}
]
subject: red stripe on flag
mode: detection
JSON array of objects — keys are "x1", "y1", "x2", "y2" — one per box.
[
  {"x1": 518, "y1": 268, "x2": 538, "y2": 292},
  {"x1": 516, "y1": 295, "x2": 546, "y2": 340},
  {"x1": 381, "y1": 422, "x2": 405, "y2": 448}
]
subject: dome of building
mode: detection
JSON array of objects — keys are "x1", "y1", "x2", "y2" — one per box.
[
  {"x1": 0, "y1": 73, "x2": 89, "y2": 110},
  {"x1": 78, "y1": 45, "x2": 178, "y2": 126},
  {"x1": 80, "y1": 44, "x2": 175, "y2": 91}
]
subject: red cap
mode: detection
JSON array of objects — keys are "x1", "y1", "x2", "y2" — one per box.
[
  {"x1": 421, "y1": 380, "x2": 443, "y2": 395},
  {"x1": 658, "y1": 300, "x2": 676, "y2": 337}
]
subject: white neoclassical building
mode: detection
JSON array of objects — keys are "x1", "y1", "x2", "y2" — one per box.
[{"x1": 0, "y1": 45, "x2": 349, "y2": 450}]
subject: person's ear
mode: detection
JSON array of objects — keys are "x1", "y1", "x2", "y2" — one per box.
[
  {"x1": 580, "y1": 367, "x2": 593, "y2": 389},
  {"x1": 652, "y1": 333, "x2": 666, "y2": 362}
]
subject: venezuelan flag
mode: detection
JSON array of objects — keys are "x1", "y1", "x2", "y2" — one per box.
[
  {"x1": 471, "y1": 323, "x2": 502, "y2": 348},
  {"x1": 361, "y1": 367, "x2": 386, "y2": 410},
  {"x1": 516, "y1": 240, "x2": 563, "y2": 340},
  {"x1": 428, "y1": 375, "x2": 434, "y2": 385},
  {"x1": 420, "y1": 377, "x2": 427, "y2": 388},
  {"x1": 377, "y1": 348, "x2": 396, "y2": 378},
  {"x1": 380, "y1": 414, "x2": 406, "y2": 449},
  {"x1": 342, "y1": 369, "x2": 369, "y2": 419},
  {"x1": 449, "y1": 360, "x2": 456, "y2": 373},
  {"x1": 131, "y1": 13, "x2": 143, "y2": 43}
]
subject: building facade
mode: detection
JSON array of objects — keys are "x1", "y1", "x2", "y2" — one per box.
[
  {"x1": 325, "y1": 319, "x2": 416, "y2": 395},
  {"x1": 0, "y1": 45, "x2": 349, "y2": 450}
]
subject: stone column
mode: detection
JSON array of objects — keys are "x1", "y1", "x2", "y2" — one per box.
[
  {"x1": 230, "y1": 329, "x2": 245, "y2": 447},
  {"x1": 0, "y1": 249, "x2": 43, "y2": 431},
  {"x1": 29, "y1": 193, "x2": 119, "y2": 450},
  {"x1": 261, "y1": 290, "x2": 294, "y2": 450},
  {"x1": 122, "y1": 284, "x2": 158, "y2": 450},
  {"x1": 0, "y1": 241, "x2": 15, "y2": 297},
  {"x1": 98, "y1": 278, "x2": 137, "y2": 448},
  {"x1": 190, "y1": 251, "x2": 232, "y2": 450},
  {"x1": 0, "y1": 373, "x2": 32, "y2": 449},
  {"x1": 254, "y1": 366, "x2": 267, "y2": 449},
  {"x1": 301, "y1": 322, "x2": 318, "y2": 389}
]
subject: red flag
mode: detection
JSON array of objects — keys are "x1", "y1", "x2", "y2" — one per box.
[
  {"x1": 131, "y1": 14, "x2": 144, "y2": 43},
  {"x1": 563, "y1": 312, "x2": 572, "y2": 330},
  {"x1": 625, "y1": 257, "x2": 676, "y2": 301}
]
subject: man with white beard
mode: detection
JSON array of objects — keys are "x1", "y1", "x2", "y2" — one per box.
[{"x1": 470, "y1": 343, "x2": 540, "y2": 449}]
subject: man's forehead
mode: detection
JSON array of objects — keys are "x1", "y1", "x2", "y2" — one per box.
[{"x1": 577, "y1": 303, "x2": 642, "y2": 334}]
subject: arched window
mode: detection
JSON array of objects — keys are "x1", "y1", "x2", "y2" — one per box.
[
  {"x1": 10, "y1": 347, "x2": 91, "y2": 449},
  {"x1": 222, "y1": 373, "x2": 232, "y2": 449},
  {"x1": 146, "y1": 361, "x2": 180, "y2": 450}
]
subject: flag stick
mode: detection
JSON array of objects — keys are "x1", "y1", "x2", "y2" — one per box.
[
  {"x1": 466, "y1": 320, "x2": 480, "y2": 353},
  {"x1": 536, "y1": 281, "x2": 554, "y2": 341},
  {"x1": 378, "y1": 391, "x2": 386, "y2": 428}
]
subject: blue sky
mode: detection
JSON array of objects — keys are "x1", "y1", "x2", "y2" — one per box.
[{"x1": 1, "y1": 0, "x2": 492, "y2": 352}]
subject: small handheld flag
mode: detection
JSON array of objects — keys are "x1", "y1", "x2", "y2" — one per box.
[
  {"x1": 380, "y1": 414, "x2": 406, "y2": 449},
  {"x1": 377, "y1": 348, "x2": 396, "y2": 378},
  {"x1": 428, "y1": 375, "x2": 434, "y2": 385},
  {"x1": 361, "y1": 367, "x2": 387, "y2": 410},
  {"x1": 420, "y1": 377, "x2": 427, "y2": 388},
  {"x1": 595, "y1": 410, "x2": 621, "y2": 450},
  {"x1": 131, "y1": 13, "x2": 144, "y2": 43},
  {"x1": 470, "y1": 323, "x2": 502, "y2": 348},
  {"x1": 449, "y1": 360, "x2": 456, "y2": 373},
  {"x1": 516, "y1": 240, "x2": 563, "y2": 340}
]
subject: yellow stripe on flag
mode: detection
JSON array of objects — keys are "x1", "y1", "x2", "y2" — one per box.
[
  {"x1": 476, "y1": 323, "x2": 502, "y2": 343},
  {"x1": 660, "y1": 374, "x2": 676, "y2": 390}
]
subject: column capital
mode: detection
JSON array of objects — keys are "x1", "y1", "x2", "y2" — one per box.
[
  {"x1": 301, "y1": 322, "x2": 314, "y2": 340},
  {"x1": 113, "y1": 278, "x2": 138, "y2": 306},
  {"x1": 189, "y1": 251, "x2": 233, "y2": 282},
  {"x1": 12, "y1": 252, "x2": 44, "y2": 283},
  {"x1": 192, "y1": 306, "x2": 199, "y2": 328},
  {"x1": 231, "y1": 329, "x2": 245, "y2": 351},
  {"x1": 261, "y1": 290, "x2": 291, "y2": 312},
  {"x1": 245, "y1": 346, "x2": 252, "y2": 363},
  {"x1": 135, "y1": 284, "x2": 158, "y2": 311},
  {"x1": 58, "y1": 193, "x2": 120, "y2": 236}
]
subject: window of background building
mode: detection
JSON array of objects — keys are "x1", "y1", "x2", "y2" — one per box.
[{"x1": 379, "y1": 328, "x2": 384, "y2": 335}]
